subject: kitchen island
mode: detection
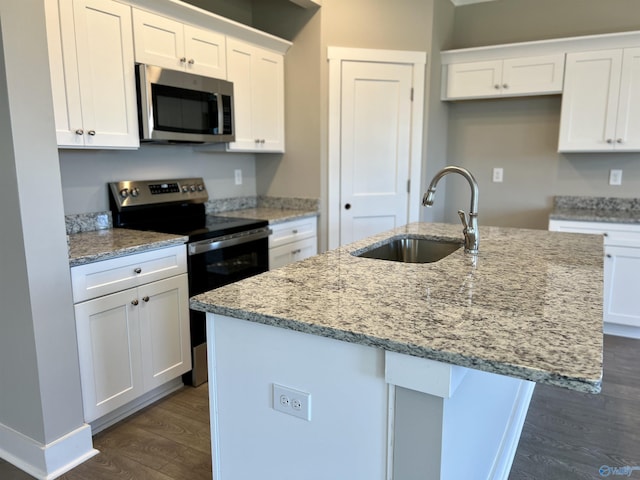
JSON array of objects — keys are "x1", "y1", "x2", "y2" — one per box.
[{"x1": 191, "y1": 222, "x2": 603, "y2": 480}]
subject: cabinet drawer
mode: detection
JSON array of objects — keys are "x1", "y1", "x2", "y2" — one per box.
[
  {"x1": 269, "y1": 236, "x2": 317, "y2": 270},
  {"x1": 71, "y1": 245, "x2": 187, "y2": 303},
  {"x1": 549, "y1": 219, "x2": 640, "y2": 247},
  {"x1": 269, "y1": 217, "x2": 317, "y2": 248}
]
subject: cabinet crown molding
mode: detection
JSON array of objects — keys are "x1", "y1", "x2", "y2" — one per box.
[
  {"x1": 442, "y1": 29, "x2": 640, "y2": 64},
  {"x1": 126, "y1": 0, "x2": 292, "y2": 54}
]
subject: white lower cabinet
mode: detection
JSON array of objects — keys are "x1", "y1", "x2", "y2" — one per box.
[
  {"x1": 549, "y1": 219, "x2": 640, "y2": 337},
  {"x1": 71, "y1": 245, "x2": 190, "y2": 422},
  {"x1": 269, "y1": 217, "x2": 318, "y2": 270}
]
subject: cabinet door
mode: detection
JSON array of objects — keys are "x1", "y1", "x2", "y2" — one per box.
[
  {"x1": 75, "y1": 289, "x2": 144, "y2": 422},
  {"x1": 558, "y1": 49, "x2": 622, "y2": 152},
  {"x1": 46, "y1": 0, "x2": 84, "y2": 146},
  {"x1": 501, "y1": 54, "x2": 564, "y2": 96},
  {"x1": 132, "y1": 9, "x2": 185, "y2": 71},
  {"x1": 138, "y1": 274, "x2": 191, "y2": 391},
  {"x1": 184, "y1": 25, "x2": 227, "y2": 79},
  {"x1": 604, "y1": 246, "x2": 640, "y2": 327},
  {"x1": 72, "y1": 0, "x2": 139, "y2": 148},
  {"x1": 445, "y1": 60, "x2": 503, "y2": 99},
  {"x1": 226, "y1": 38, "x2": 285, "y2": 152},
  {"x1": 613, "y1": 47, "x2": 640, "y2": 151}
]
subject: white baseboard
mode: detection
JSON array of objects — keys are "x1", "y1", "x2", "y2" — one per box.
[
  {"x1": 604, "y1": 323, "x2": 640, "y2": 339},
  {"x1": 90, "y1": 377, "x2": 185, "y2": 434},
  {"x1": 0, "y1": 422, "x2": 98, "y2": 480}
]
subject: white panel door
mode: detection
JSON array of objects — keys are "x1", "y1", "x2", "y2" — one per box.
[
  {"x1": 604, "y1": 246, "x2": 640, "y2": 328},
  {"x1": 184, "y1": 25, "x2": 227, "y2": 79},
  {"x1": 74, "y1": 289, "x2": 143, "y2": 422},
  {"x1": 132, "y1": 9, "x2": 185, "y2": 70},
  {"x1": 558, "y1": 49, "x2": 622, "y2": 152},
  {"x1": 73, "y1": 0, "x2": 139, "y2": 148},
  {"x1": 340, "y1": 61, "x2": 413, "y2": 245},
  {"x1": 138, "y1": 274, "x2": 191, "y2": 391},
  {"x1": 614, "y1": 47, "x2": 640, "y2": 150}
]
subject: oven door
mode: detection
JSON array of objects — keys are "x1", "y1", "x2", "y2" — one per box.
[{"x1": 187, "y1": 227, "x2": 271, "y2": 296}]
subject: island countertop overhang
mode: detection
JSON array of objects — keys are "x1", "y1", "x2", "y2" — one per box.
[{"x1": 190, "y1": 222, "x2": 604, "y2": 393}]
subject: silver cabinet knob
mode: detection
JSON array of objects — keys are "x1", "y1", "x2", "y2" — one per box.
[
  {"x1": 617, "y1": 138, "x2": 623, "y2": 143},
  {"x1": 142, "y1": 296, "x2": 150, "y2": 302},
  {"x1": 131, "y1": 299, "x2": 139, "y2": 306},
  {"x1": 292, "y1": 229, "x2": 298, "y2": 234},
  {"x1": 180, "y1": 57, "x2": 186, "y2": 63},
  {"x1": 188, "y1": 59, "x2": 195, "y2": 65},
  {"x1": 87, "y1": 130, "x2": 96, "y2": 136},
  {"x1": 75, "y1": 129, "x2": 84, "y2": 135},
  {"x1": 134, "y1": 267, "x2": 142, "y2": 274},
  {"x1": 494, "y1": 84, "x2": 500, "y2": 89},
  {"x1": 260, "y1": 139, "x2": 265, "y2": 144},
  {"x1": 502, "y1": 84, "x2": 508, "y2": 89},
  {"x1": 607, "y1": 138, "x2": 614, "y2": 144}
]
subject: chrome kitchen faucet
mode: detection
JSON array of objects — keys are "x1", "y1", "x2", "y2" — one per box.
[{"x1": 422, "y1": 166, "x2": 479, "y2": 254}]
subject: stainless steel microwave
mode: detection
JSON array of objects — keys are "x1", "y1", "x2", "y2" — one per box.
[{"x1": 135, "y1": 64, "x2": 234, "y2": 143}]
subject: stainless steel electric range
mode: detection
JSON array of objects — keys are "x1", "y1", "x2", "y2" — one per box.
[{"x1": 109, "y1": 177, "x2": 271, "y2": 386}]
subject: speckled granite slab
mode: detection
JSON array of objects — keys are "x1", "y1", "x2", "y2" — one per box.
[
  {"x1": 191, "y1": 222, "x2": 603, "y2": 394},
  {"x1": 69, "y1": 228, "x2": 187, "y2": 267},
  {"x1": 551, "y1": 196, "x2": 640, "y2": 224},
  {"x1": 65, "y1": 211, "x2": 112, "y2": 234},
  {"x1": 215, "y1": 207, "x2": 318, "y2": 224}
]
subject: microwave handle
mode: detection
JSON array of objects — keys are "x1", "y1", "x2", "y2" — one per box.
[{"x1": 217, "y1": 94, "x2": 224, "y2": 135}]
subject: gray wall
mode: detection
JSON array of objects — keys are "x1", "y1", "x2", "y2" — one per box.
[
  {"x1": 443, "y1": 0, "x2": 640, "y2": 229},
  {"x1": 59, "y1": 147, "x2": 256, "y2": 214},
  {"x1": 0, "y1": 0, "x2": 85, "y2": 447}
]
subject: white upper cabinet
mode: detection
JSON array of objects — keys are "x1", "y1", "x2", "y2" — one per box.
[
  {"x1": 559, "y1": 47, "x2": 640, "y2": 152},
  {"x1": 132, "y1": 9, "x2": 227, "y2": 79},
  {"x1": 444, "y1": 54, "x2": 565, "y2": 100},
  {"x1": 226, "y1": 38, "x2": 285, "y2": 153},
  {"x1": 46, "y1": 0, "x2": 139, "y2": 149}
]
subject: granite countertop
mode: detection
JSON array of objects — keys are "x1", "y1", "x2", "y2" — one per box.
[
  {"x1": 68, "y1": 228, "x2": 188, "y2": 267},
  {"x1": 191, "y1": 222, "x2": 604, "y2": 394},
  {"x1": 214, "y1": 207, "x2": 318, "y2": 224},
  {"x1": 550, "y1": 196, "x2": 640, "y2": 224}
]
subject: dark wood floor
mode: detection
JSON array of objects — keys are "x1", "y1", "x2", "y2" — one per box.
[{"x1": 1, "y1": 335, "x2": 639, "y2": 479}]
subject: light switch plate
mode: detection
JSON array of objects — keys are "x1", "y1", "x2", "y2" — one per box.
[
  {"x1": 492, "y1": 167, "x2": 504, "y2": 183},
  {"x1": 609, "y1": 169, "x2": 622, "y2": 186}
]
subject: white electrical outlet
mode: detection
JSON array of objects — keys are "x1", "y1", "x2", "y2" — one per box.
[
  {"x1": 609, "y1": 169, "x2": 623, "y2": 186},
  {"x1": 234, "y1": 169, "x2": 243, "y2": 185},
  {"x1": 492, "y1": 167, "x2": 504, "y2": 183},
  {"x1": 273, "y1": 384, "x2": 311, "y2": 421}
]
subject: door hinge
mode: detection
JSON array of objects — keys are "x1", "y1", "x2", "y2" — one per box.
[
  {"x1": 407, "y1": 179, "x2": 411, "y2": 193},
  {"x1": 410, "y1": 87, "x2": 414, "y2": 102}
]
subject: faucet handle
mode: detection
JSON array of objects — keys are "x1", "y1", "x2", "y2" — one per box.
[{"x1": 457, "y1": 210, "x2": 468, "y2": 230}]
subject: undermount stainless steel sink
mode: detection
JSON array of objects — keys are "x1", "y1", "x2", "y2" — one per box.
[{"x1": 354, "y1": 236, "x2": 462, "y2": 264}]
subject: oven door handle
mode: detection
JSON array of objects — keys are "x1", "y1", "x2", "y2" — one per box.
[{"x1": 188, "y1": 227, "x2": 272, "y2": 256}]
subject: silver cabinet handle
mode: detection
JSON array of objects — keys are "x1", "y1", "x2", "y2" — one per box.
[
  {"x1": 87, "y1": 130, "x2": 96, "y2": 136},
  {"x1": 131, "y1": 299, "x2": 139, "y2": 306},
  {"x1": 75, "y1": 129, "x2": 84, "y2": 135},
  {"x1": 292, "y1": 249, "x2": 302, "y2": 255},
  {"x1": 134, "y1": 267, "x2": 142, "y2": 274}
]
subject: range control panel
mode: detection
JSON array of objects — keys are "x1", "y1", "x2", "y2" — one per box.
[{"x1": 109, "y1": 177, "x2": 208, "y2": 210}]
